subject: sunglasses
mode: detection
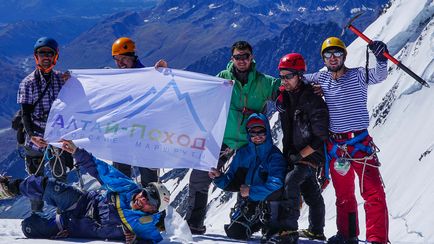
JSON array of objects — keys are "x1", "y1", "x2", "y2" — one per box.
[
  {"x1": 232, "y1": 53, "x2": 251, "y2": 61},
  {"x1": 323, "y1": 51, "x2": 344, "y2": 59},
  {"x1": 141, "y1": 187, "x2": 159, "y2": 208},
  {"x1": 249, "y1": 129, "x2": 266, "y2": 137},
  {"x1": 113, "y1": 55, "x2": 134, "y2": 62},
  {"x1": 36, "y1": 51, "x2": 55, "y2": 58},
  {"x1": 279, "y1": 73, "x2": 297, "y2": 80}
]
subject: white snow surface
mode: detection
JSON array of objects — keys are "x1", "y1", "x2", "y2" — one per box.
[
  {"x1": 1, "y1": 0, "x2": 434, "y2": 243},
  {"x1": 208, "y1": 4, "x2": 222, "y2": 10}
]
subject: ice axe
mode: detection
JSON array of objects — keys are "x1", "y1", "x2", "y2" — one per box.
[{"x1": 344, "y1": 12, "x2": 430, "y2": 88}]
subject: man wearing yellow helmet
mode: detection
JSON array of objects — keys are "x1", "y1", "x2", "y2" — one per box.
[
  {"x1": 304, "y1": 37, "x2": 389, "y2": 244},
  {"x1": 110, "y1": 37, "x2": 168, "y2": 187}
]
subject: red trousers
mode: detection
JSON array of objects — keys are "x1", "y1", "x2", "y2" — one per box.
[{"x1": 327, "y1": 135, "x2": 389, "y2": 244}]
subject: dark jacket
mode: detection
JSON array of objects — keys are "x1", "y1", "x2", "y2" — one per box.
[
  {"x1": 276, "y1": 82, "x2": 329, "y2": 166},
  {"x1": 134, "y1": 59, "x2": 145, "y2": 68},
  {"x1": 213, "y1": 113, "x2": 286, "y2": 201}
]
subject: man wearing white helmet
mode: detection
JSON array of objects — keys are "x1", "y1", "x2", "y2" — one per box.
[{"x1": 0, "y1": 140, "x2": 171, "y2": 243}]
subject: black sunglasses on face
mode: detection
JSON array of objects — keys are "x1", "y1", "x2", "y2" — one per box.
[
  {"x1": 232, "y1": 53, "x2": 251, "y2": 61},
  {"x1": 323, "y1": 51, "x2": 344, "y2": 59},
  {"x1": 36, "y1": 51, "x2": 55, "y2": 58},
  {"x1": 249, "y1": 130, "x2": 266, "y2": 137},
  {"x1": 113, "y1": 56, "x2": 134, "y2": 62},
  {"x1": 279, "y1": 73, "x2": 297, "y2": 80}
]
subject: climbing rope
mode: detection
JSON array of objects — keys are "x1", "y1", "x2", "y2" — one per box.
[
  {"x1": 48, "y1": 146, "x2": 66, "y2": 178},
  {"x1": 336, "y1": 142, "x2": 385, "y2": 193},
  {"x1": 32, "y1": 146, "x2": 51, "y2": 176}
]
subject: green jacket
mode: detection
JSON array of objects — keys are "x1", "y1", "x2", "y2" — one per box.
[{"x1": 217, "y1": 61, "x2": 280, "y2": 149}]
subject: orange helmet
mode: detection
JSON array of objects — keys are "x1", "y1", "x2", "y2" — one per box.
[
  {"x1": 112, "y1": 37, "x2": 136, "y2": 56},
  {"x1": 278, "y1": 53, "x2": 306, "y2": 73}
]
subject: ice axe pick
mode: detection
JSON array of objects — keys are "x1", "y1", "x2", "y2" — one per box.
[{"x1": 344, "y1": 12, "x2": 430, "y2": 88}]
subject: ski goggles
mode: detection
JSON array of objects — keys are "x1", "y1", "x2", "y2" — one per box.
[
  {"x1": 279, "y1": 73, "x2": 297, "y2": 80},
  {"x1": 323, "y1": 51, "x2": 344, "y2": 59},
  {"x1": 232, "y1": 53, "x2": 251, "y2": 61}
]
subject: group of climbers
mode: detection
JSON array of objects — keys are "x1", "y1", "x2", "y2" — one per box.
[
  {"x1": 0, "y1": 34, "x2": 391, "y2": 244},
  {"x1": 206, "y1": 38, "x2": 390, "y2": 244}
]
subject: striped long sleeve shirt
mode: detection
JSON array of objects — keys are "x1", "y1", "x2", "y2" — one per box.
[{"x1": 304, "y1": 61, "x2": 388, "y2": 133}]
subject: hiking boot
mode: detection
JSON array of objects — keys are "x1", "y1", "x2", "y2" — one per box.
[
  {"x1": 260, "y1": 227, "x2": 278, "y2": 243},
  {"x1": 0, "y1": 175, "x2": 17, "y2": 200},
  {"x1": 189, "y1": 224, "x2": 206, "y2": 235},
  {"x1": 328, "y1": 233, "x2": 358, "y2": 244},
  {"x1": 299, "y1": 229, "x2": 326, "y2": 241},
  {"x1": 266, "y1": 230, "x2": 299, "y2": 244}
]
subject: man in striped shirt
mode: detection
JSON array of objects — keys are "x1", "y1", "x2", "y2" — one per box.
[{"x1": 304, "y1": 37, "x2": 389, "y2": 244}]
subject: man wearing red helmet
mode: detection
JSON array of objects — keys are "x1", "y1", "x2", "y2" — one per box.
[
  {"x1": 263, "y1": 53, "x2": 329, "y2": 243},
  {"x1": 17, "y1": 37, "x2": 74, "y2": 213}
]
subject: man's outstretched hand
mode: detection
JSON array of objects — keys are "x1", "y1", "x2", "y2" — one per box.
[{"x1": 60, "y1": 139, "x2": 77, "y2": 154}]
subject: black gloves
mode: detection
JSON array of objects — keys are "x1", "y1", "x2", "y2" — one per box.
[{"x1": 368, "y1": 41, "x2": 388, "y2": 62}]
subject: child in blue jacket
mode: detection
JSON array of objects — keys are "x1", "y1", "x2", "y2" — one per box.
[{"x1": 208, "y1": 113, "x2": 286, "y2": 240}]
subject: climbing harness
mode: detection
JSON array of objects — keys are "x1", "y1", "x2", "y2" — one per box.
[
  {"x1": 326, "y1": 130, "x2": 383, "y2": 193},
  {"x1": 226, "y1": 199, "x2": 262, "y2": 238}
]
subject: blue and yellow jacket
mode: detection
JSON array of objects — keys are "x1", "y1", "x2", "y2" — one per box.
[{"x1": 74, "y1": 148, "x2": 163, "y2": 243}]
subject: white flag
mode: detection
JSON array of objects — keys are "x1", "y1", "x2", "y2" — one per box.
[{"x1": 44, "y1": 68, "x2": 233, "y2": 171}]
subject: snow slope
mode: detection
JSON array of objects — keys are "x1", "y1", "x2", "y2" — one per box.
[{"x1": 205, "y1": 0, "x2": 434, "y2": 242}]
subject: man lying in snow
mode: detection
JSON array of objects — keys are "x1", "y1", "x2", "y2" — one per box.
[{"x1": 0, "y1": 140, "x2": 170, "y2": 244}]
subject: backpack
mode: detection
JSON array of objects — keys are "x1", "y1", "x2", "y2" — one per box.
[{"x1": 12, "y1": 71, "x2": 51, "y2": 145}]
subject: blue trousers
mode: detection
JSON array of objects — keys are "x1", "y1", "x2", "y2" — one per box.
[
  {"x1": 20, "y1": 176, "x2": 83, "y2": 238},
  {"x1": 20, "y1": 176, "x2": 124, "y2": 240}
]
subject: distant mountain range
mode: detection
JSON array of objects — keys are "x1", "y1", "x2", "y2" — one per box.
[
  {"x1": 59, "y1": 0, "x2": 388, "y2": 70},
  {"x1": 2, "y1": 1, "x2": 434, "y2": 242},
  {"x1": 0, "y1": 0, "x2": 156, "y2": 23},
  {"x1": 187, "y1": 20, "x2": 355, "y2": 76},
  {"x1": 0, "y1": 0, "x2": 387, "y2": 133}
]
